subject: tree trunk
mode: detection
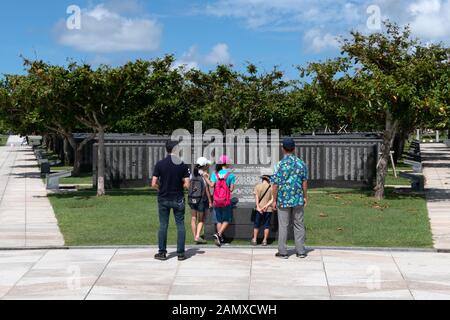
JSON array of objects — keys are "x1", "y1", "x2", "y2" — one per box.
[
  {"x1": 43, "y1": 134, "x2": 49, "y2": 148},
  {"x1": 63, "y1": 136, "x2": 70, "y2": 166},
  {"x1": 397, "y1": 130, "x2": 410, "y2": 162},
  {"x1": 393, "y1": 130, "x2": 409, "y2": 164},
  {"x1": 51, "y1": 134, "x2": 57, "y2": 152},
  {"x1": 392, "y1": 134, "x2": 401, "y2": 164},
  {"x1": 52, "y1": 134, "x2": 57, "y2": 153},
  {"x1": 374, "y1": 110, "x2": 398, "y2": 200},
  {"x1": 97, "y1": 127, "x2": 106, "y2": 196},
  {"x1": 72, "y1": 147, "x2": 82, "y2": 176},
  {"x1": 47, "y1": 134, "x2": 53, "y2": 152},
  {"x1": 64, "y1": 135, "x2": 81, "y2": 177},
  {"x1": 65, "y1": 133, "x2": 96, "y2": 177}
]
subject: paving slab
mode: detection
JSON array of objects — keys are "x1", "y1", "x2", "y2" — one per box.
[
  {"x1": 0, "y1": 145, "x2": 64, "y2": 248},
  {"x1": 421, "y1": 143, "x2": 450, "y2": 250},
  {"x1": 1, "y1": 248, "x2": 450, "y2": 300},
  {"x1": 2, "y1": 249, "x2": 116, "y2": 300}
]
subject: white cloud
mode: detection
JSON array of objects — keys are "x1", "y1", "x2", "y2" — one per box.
[
  {"x1": 205, "y1": 0, "x2": 359, "y2": 30},
  {"x1": 204, "y1": 43, "x2": 231, "y2": 65},
  {"x1": 203, "y1": 0, "x2": 450, "y2": 51},
  {"x1": 175, "y1": 43, "x2": 232, "y2": 70},
  {"x1": 408, "y1": 0, "x2": 450, "y2": 40},
  {"x1": 173, "y1": 46, "x2": 201, "y2": 70},
  {"x1": 304, "y1": 29, "x2": 341, "y2": 52},
  {"x1": 55, "y1": 3, "x2": 162, "y2": 53},
  {"x1": 203, "y1": 0, "x2": 364, "y2": 52},
  {"x1": 409, "y1": 0, "x2": 441, "y2": 15}
]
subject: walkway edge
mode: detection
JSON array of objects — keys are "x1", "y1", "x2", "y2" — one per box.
[{"x1": 0, "y1": 245, "x2": 438, "y2": 253}]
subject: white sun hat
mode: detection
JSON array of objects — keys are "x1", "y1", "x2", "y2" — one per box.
[{"x1": 196, "y1": 157, "x2": 212, "y2": 167}]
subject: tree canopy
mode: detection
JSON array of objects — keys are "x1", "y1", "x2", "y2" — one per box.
[
  {"x1": 303, "y1": 21, "x2": 449, "y2": 198},
  {"x1": 0, "y1": 21, "x2": 448, "y2": 197}
]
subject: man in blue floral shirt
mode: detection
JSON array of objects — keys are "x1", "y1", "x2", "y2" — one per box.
[{"x1": 272, "y1": 138, "x2": 308, "y2": 259}]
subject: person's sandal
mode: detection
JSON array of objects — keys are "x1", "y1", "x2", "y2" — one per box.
[
  {"x1": 195, "y1": 238, "x2": 207, "y2": 245},
  {"x1": 251, "y1": 239, "x2": 257, "y2": 246},
  {"x1": 262, "y1": 240, "x2": 268, "y2": 246}
]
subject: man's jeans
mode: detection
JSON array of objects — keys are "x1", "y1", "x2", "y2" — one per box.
[
  {"x1": 158, "y1": 197, "x2": 186, "y2": 255},
  {"x1": 277, "y1": 206, "x2": 306, "y2": 255}
]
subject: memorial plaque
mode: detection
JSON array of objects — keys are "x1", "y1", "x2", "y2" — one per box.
[
  {"x1": 205, "y1": 163, "x2": 283, "y2": 241},
  {"x1": 230, "y1": 165, "x2": 273, "y2": 208}
]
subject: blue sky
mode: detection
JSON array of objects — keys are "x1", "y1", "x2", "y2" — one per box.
[{"x1": 1, "y1": 0, "x2": 449, "y2": 78}]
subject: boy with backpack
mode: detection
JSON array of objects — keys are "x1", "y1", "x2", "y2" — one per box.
[
  {"x1": 204, "y1": 155, "x2": 236, "y2": 247},
  {"x1": 188, "y1": 157, "x2": 213, "y2": 244}
]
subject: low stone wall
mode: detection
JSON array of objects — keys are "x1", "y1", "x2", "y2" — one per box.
[
  {"x1": 93, "y1": 135, "x2": 382, "y2": 189},
  {"x1": 204, "y1": 207, "x2": 294, "y2": 241}
]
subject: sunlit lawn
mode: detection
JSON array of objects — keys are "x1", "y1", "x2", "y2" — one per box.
[
  {"x1": 385, "y1": 161, "x2": 414, "y2": 186},
  {"x1": 49, "y1": 187, "x2": 432, "y2": 248}
]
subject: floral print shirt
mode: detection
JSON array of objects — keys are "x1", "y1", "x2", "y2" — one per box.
[{"x1": 271, "y1": 154, "x2": 308, "y2": 208}]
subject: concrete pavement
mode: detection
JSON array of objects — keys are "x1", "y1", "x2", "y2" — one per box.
[
  {"x1": 0, "y1": 143, "x2": 64, "y2": 248},
  {"x1": 0, "y1": 247, "x2": 449, "y2": 300},
  {"x1": 1, "y1": 140, "x2": 449, "y2": 300},
  {"x1": 421, "y1": 143, "x2": 450, "y2": 250}
]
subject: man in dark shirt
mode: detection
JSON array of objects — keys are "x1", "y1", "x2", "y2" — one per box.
[{"x1": 152, "y1": 140, "x2": 190, "y2": 261}]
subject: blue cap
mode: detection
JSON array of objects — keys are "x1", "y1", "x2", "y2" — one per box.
[{"x1": 282, "y1": 138, "x2": 296, "y2": 150}]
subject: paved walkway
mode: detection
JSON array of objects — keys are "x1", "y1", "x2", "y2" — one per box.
[
  {"x1": 421, "y1": 143, "x2": 450, "y2": 250},
  {"x1": 0, "y1": 143, "x2": 64, "y2": 248},
  {"x1": 5, "y1": 136, "x2": 26, "y2": 147},
  {"x1": 0, "y1": 247, "x2": 449, "y2": 300}
]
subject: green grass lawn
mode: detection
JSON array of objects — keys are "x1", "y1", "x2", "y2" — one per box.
[
  {"x1": 304, "y1": 188, "x2": 431, "y2": 247},
  {"x1": 49, "y1": 187, "x2": 432, "y2": 248},
  {"x1": 0, "y1": 135, "x2": 8, "y2": 146},
  {"x1": 385, "y1": 161, "x2": 414, "y2": 186}
]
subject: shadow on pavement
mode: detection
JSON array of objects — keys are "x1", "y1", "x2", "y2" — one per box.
[
  {"x1": 167, "y1": 248, "x2": 206, "y2": 260},
  {"x1": 425, "y1": 188, "x2": 450, "y2": 202}
]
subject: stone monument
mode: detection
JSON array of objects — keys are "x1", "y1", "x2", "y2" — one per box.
[{"x1": 205, "y1": 164, "x2": 285, "y2": 241}]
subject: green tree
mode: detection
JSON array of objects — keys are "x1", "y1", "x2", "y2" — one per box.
[
  {"x1": 184, "y1": 64, "x2": 240, "y2": 131},
  {"x1": 0, "y1": 75, "x2": 44, "y2": 136},
  {"x1": 22, "y1": 60, "x2": 97, "y2": 173},
  {"x1": 68, "y1": 60, "x2": 158, "y2": 196},
  {"x1": 304, "y1": 21, "x2": 449, "y2": 199},
  {"x1": 235, "y1": 64, "x2": 291, "y2": 130},
  {"x1": 185, "y1": 64, "x2": 292, "y2": 132},
  {"x1": 115, "y1": 56, "x2": 188, "y2": 134}
]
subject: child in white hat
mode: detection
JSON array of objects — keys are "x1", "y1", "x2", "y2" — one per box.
[{"x1": 188, "y1": 157, "x2": 213, "y2": 244}]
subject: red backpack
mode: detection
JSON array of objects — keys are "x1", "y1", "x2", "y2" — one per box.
[{"x1": 213, "y1": 172, "x2": 232, "y2": 208}]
